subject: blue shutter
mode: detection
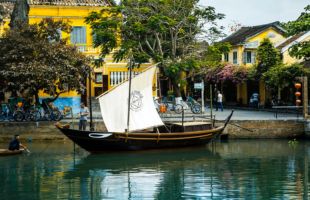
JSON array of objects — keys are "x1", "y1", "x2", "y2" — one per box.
[
  {"x1": 243, "y1": 52, "x2": 246, "y2": 64},
  {"x1": 252, "y1": 52, "x2": 256, "y2": 63},
  {"x1": 71, "y1": 26, "x2": 86, "y2": 44},
  {"x1": 70, "y1": 27, "x2": 77, "y2": 44},
  {"x1": 80, "y1": 27, "x2": 86, "y2": 44},
  {"x1": 233, "y1": 52, "x2": 238, "y2": 64}
]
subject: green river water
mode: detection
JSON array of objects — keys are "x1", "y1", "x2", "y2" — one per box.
[{"x1": 0, "y1": 139, "x2": 309, "y2": 200}]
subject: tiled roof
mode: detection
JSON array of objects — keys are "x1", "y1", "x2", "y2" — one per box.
[
  {"x1": 0, "y1": 0, "x2": 113, "y2": 6},
  {"x1": 29, "y1": 0, "x2": 113, "y2": 6},
  {"x1": 276, "y1": 32, "x2": 306, "y2": 50},
  {"x1": 221, "y1": 22, "x2": 286, "y2": 45},
  {"x1": 0, "y1": 0, "x2": 113, "y2": 19}
]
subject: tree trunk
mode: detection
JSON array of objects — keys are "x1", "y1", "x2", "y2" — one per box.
[
  {"x1": 35, "y1": 92, "x2": 40, "y2": 106},
  {"x1": 172, "y1": 80, "x2": 182, "y2": 98},
  {"x1": 9, "y1": 0, "x2": 29, "y2": 29},
  {"x1": 277, "y1": 86, "x2": 281, "y2": 103}
]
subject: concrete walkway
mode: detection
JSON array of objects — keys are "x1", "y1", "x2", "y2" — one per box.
[
  {"x1": 88, "y1": 108, "x2": 301, "y2": 122},
  {"x1": 211, "y1": 108, "x2": 301, "y2": 121}
]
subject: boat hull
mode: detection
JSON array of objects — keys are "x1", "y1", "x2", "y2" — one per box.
[
  {"x1": 56, "y1": 111, "x2": 233, "y2": 153},
  {"x1": 0, "y1": 149, "x2": 24, "y2": 156},
  {"x1": 57, "y1": 126, "x2": 225, "y2": 153}
]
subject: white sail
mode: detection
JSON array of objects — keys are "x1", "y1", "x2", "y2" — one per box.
[{"x1": 99, "y1": 65, "x2": 164, "y2": 133}]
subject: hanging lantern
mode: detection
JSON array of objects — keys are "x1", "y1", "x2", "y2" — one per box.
[
  {"x1": 295, "y1": 83, "x2": 301, "y2": 89},
  {"x1": 295, "y1": 91, "x2": 301, "y2": 97},
  {"x1": 296, "y1": 99, "x2": 302, "y2": 105}
]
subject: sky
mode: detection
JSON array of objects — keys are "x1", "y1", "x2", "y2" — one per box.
[
  {"x1": 114, "y1": 0, "x2": 309, "y2": 35},
  {"x1": 201, "y1": 0, "x2": 309, "y2": 33}
]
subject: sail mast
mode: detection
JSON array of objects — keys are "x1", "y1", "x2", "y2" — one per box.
[{"x1": 126, "y1": 58, "x2": 133, "y2": 132}]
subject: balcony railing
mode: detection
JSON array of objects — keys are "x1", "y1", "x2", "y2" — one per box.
[{"x1": 74, "y1": 44, "x2": 100, "y2": 54}]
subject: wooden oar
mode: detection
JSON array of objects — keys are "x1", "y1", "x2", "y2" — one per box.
[
  {"x1": 25, "y1": 148, "x2": 31, "y2": 153},
  {"x1": 23, "y1": 146, "x2": 31, "y2": 153}
]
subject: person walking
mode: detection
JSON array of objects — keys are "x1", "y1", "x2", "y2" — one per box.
[
  {"x1": 79, "y1": 103, "x2": 89, "y2": 131},
  {"x1": 216, "y1": 91, "x2": 223, "y2": 112}
]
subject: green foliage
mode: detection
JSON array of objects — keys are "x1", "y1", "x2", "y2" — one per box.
[
  {"x1": 263, "y1": 63, "x2": 308, "y2": 90},
  {"x1": 204, "y1": 42, "x2": 231, "y2": 65},
  {"x1": 0, "y1": 19, "x2": 91, "y2": 101},
  {"x1": 284, "y1": 5, "x2": 310, "y2": 61},
  {"x1": 285, "y1": 5, "x2": 310, "y2": 36},
  {"x1": 247, "y1": 65, "x2": 259, "y2": 81},
  {"x1": 85, "y1": 0, "x2": 225, "y2": 96},
  {"x1": 164, "y1": 58, "x2": 200, "y2": 82},
  {"x1": 288, "y1": 138, "x2": 298, "y2": 148},
  {"x1": 288, "y1": 40, "x2": 310, "y2": 60},
  {"x1": 256, "y1": 38, "x2": 281, "y2": 75},
  {"x1": 190, "y1": 42, "x2": 231, "y2": 82}
]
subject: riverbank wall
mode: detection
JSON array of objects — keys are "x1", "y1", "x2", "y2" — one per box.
[
  {"x1": 0, "y1": 119, "x2": 306, "y2": 142},
  {"x1": 223, "y1": 120, "x2": 305, "y2": 138},
  {"x1": 0, "y1": 120, "x2": 106, "y2": 142}
]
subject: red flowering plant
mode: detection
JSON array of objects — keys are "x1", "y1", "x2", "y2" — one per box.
[
  {"x1": 216, "y1": 63, "x2": 248, "y2": 84},
  {"x1": 204, "y1": 64, "x2": 224, "y2": 83},
  {"x1": 204, "y1": 63, "x2": 248, "y2": 84},
  {"x1": 231, "y1": 65, "x2": 248, "y2": 84}
]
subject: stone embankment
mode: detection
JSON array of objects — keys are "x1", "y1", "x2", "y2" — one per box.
[
  {"x1": 0, "y1": 117, "x2": 306, "y2": 143},
  {"x1": 223, "y1": 120, "x2": 304, "y2": 138}
]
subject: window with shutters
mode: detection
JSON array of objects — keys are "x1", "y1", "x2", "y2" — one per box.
[
  {"x1": 224, "y1": 53, "x2": 229, "y2": 62},
  {"x1": 95, "y1": 73, "x2": 103, "y2": 83},
  {"x1": 243, "y1": 51, "x2": 256, "y2": 64},
  {"x1": 71, "y1": 26, "x2": 86, "y2": 44},
  {"x1": 246, "y1": 51, "x2": 252, "y2": 63},
  {"x1": 71, "y1": 26, "x2": 86, "y2": 52},
  {"x1": 233, "y1": 51, "x2": 238, "y2": 64}
]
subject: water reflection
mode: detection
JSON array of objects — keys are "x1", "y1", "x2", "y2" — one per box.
[
  {"x1": 0, "y1": 140, "x2": 310, "y2": 199},
  {"x1": 64, "y1": 147, "x2": 220, "y2": 200}
]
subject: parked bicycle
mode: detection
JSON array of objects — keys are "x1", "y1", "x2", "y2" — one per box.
[
  {"x1": 11, "y1": 103, "x2": 42, "y2": 122},
  {"x1": 0, "y1": 103, "x2": 15, "y2": 121},
  {"x1": 184, "y1": 96, "x2": 201, "y2": 114},
  {"x1": 160, "y1": 96, "x2": 183, "y2": 114}
]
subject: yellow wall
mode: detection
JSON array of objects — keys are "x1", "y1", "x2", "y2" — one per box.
[
  {"x1": 282, "y1": 34, "x2": 310, "y2": 65},
  {"x1": 30, "y1": 6, "x2": 156, "y2": 97},
  {"x1": 1, "y1": 5, "x2": 156, "y2": 100},
  {"x1": 28, "y1": 5, "x2": 104, "y2": 98},
  {"x1": 104, "y1": 62, "x2": 156, "y2": 95},
  {"x1": 223, "y1": 27, "x2": 286, "y2": 105},
  {"x1": 224, "y1": 27, "x2": 286, "y2": 68},
  {"x1": 248, "y1": 27, "x2": 286, "y2": 47}
]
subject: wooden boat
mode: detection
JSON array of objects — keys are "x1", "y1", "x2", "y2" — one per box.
[
  {"x1": 56, "y1": 65, "x2": 233, "y2": 153},
  {"x1": 0, "y1": 149, "x2": 24, "y2": 156}
]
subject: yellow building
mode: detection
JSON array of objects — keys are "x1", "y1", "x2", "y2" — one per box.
[
  {"x1": 0, "y1": 0, "x2": 154, "y2": 113},
  {"x1": 276, "y1": 31, "x2": 310, "y2": 65},
  {"x1": 221, "y1": 22, "x2": 287, "y2": 105}
]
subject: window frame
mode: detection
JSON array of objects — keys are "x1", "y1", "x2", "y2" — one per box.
[
  {"x1": 246, "y1": 51, "x2": 252, "y2": 63},
  {"x1": 70, "y1": 26, "x2": 87, "y2": 44},
  {"x1": 224, "y1": 53, "x2": 229, "y2": 62},
  {"x1": 95, "y1": 73, "x2": 103, "y2": 83},
  {"x1": 233, "y1": 51, "x2": 238, "y2": 64}
]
